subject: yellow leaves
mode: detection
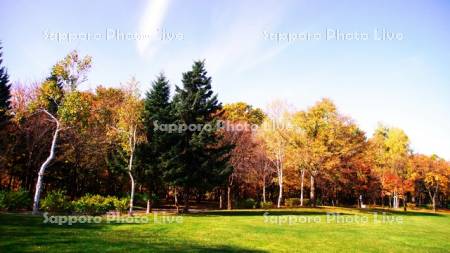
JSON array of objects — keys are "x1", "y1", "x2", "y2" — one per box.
[
  {"x1": 384, "y1": 128, "x2": 410, "y2": 158},
  {"x1": 28, "y1": 80, "x2": 63, "y2": 112},
  {"x1": 112, "y1": 78, "x2": 145, "y2": 154},
  {"x1": 222, "y1": 102, "x2": 265, "y2": 125},
  {"x1": 412, "y1": 154, "x2": 449, "y2": 193},
  {"x1": 58, "y1": 91, "x2": 92, "y2": 126},
  {"x1": 51, "y1": 64, "x2": 67, "y2": 80}
]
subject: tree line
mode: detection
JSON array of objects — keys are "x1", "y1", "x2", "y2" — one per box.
[{"x1": 0, "y1": 48, "x2": 449, "y2": 213}]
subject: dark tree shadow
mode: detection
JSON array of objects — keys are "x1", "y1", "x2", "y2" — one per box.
[{"x1": 0, "y1": 213, "x2": 267, "y2": 253}]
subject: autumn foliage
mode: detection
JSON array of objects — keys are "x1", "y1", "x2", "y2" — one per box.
[{"x1": 0, "y1": 50, "x2": 449, "y2": 213}]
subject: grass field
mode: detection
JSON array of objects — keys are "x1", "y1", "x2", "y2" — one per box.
[{"x1": 1, "y1": 207, "x2": 449, "y2": 252}]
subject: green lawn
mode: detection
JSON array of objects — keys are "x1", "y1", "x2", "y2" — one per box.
[{"x1": 1, "y1": 207, "x2": 449, "y2": 252}]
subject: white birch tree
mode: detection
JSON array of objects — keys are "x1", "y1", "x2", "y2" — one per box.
[
  {"x1": 115, "y1": 78, "x2": 144, "y2": 215},
  {"x1": 258, "y1": 100, "x2": 290, "y2": 208},
  {"x1": 32, "y1": 109, "x2": 61, "y2": 214}
]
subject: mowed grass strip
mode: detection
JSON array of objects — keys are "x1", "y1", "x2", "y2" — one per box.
[{"x1": 1, "y1": 207, "x2": 449, "y2": 252}]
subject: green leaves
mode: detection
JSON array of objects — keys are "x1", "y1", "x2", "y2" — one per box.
[{"x1": 58, "y1": 91, "x2": 92, "y2": 127}]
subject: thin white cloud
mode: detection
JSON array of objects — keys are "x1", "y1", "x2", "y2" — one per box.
[
  {"x1": 236, "y1": 43, "x2": 291, "y2": 74},
  {"x1": 136, "y1": 0, "x2": 171, "y2": 57},
  {"x1": 201, "y1": 1, "x2": 291, "y2": 76}
]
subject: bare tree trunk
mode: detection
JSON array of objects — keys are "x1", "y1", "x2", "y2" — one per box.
[
  {"x1": 227, "y1": 185, "x2": 232, "y2": 210},
  {"x1": 402, "y1": 184, "x2": 407, "y2": 211},
  {"x1": 432, "y1": 196, "x2": 436, "y2": 212},
  {"x1": 403, "y1": 195, "x2": 407, "y2": 212},
  {"x1": 310, "y1": 175, "x2": 315, "y2": 207},
  {"x1": 219, "y1": 194, "x2": 223, "y2": 209},
  {"x1": 262, "y1": 182, "x2": 266, "y2": 203},
  {"x1": 262, "y1": 161, "x2": 267, "y2": 203},
  {"x1": 128, "y1": 171, "x2": 135, "y2": 215},
  {"x1": 277, "y1": 178, "x2": 282, "y2": 208},
  {"x1": 434, "y1": 185, "x2": 439, "y2": 212},
  {"x1": 32, "y1": 110, "x2": 61, "y2": 215},
  {"x1": 393, "y1": 191, "x2": 398, "y2": 208},
  {"x1": 146, "y1": 189, "x2": 152, "y2": 214},
  {"x1": 174, "y1": 187, "x2": 179, "y2": 213},
  {"x1": 128, "y1": 127, "x2": 137, "y2": 215},
  {"x1": 276, "y1": 152, "x2": 283, "y2": 208},
  {"x1": 227, "y1": 174, "x2": 233, "y2": 210},
  {"x1": 300, "y1": 168, "x2": 305, "y2": 206},
  {"x1": 395, "y1": 191, "x2": 399, "y2": 209},
  {"x1": 182, "y1": 188, "x2": 190, "y2": 213},
  {"x1": 393, "y1": 192, "x2": 395, "y2": 208},
  {"x1": 428, "y1": 185, "x2": 438, "y2": 213}
]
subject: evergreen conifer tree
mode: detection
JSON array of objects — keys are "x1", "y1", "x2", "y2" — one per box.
[
  {"x1": 0, "y1": 43, "x2": 11, "y2": 127},
  {"x1": 165, "y1": 61, "x2": 232, "y2": 212},
  {"x1": 137, "y1": 73, "x2": 173, "y2": 200}
]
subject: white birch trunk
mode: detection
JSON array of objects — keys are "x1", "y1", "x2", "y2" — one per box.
[
  {"x1": 310, "y1": 175, "x2": 315, "y2": 207},
  {"x1": 277, "y1": 149, "x2": 283, "y2": 208},
  {"x1": 128, "y1": 126, "x2": 137, "y2": 215},
  {"x1": 300, "y1": 168, "x2": 305, "y2": 206},
  {"x1": 174, "y1": 187, "x2": 179, "y2": 213},
  {"x1": 227, "y1": 174, "x2": 233, "y2": 210},
  {"x1": 393, "y1": 191, "x2": 399, "y2": 209},
  {"x1": 128, "y1": 172, "x2": 135, "y2": 215},
  {"x1": 227, "y1": 185, "x2": 232, "y2": 210},
  {"x1": 262, "y1": 179, "x2": 266, "y2": 203},
  {"x1": 32, "y1": 110, "x2": 61, "y2": 215},
  {"x1": 428, "y1": 184, "x2": 439, "y2": 212},
  {"x1": 262, "y1": 161, "x2": 267, "y2": 203}
]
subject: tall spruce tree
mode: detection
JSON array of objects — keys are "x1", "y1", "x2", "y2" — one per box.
[
  {"x1": 165, "y1": 61, "x2": 232, "y2": 212},
  {"x1": 137, "y1": 73, "x2": 173, "y2": 204},
  {"x1": 0, "y1": 43, "x2": 11, "y2": 127}
]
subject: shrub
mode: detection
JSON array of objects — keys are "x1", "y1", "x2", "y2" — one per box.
[
  {"x1": 72, "y1": 194, "x2": 111, "y2": 215},
  {"x1": 407, "y1": 203, "x2": 416, "y2": 208},
  {"x1": 302, "y1": 198, "x2": 310, "y2": 206},
  {"x1": 285, "y1": 198, "x2": 309, "y2": 207},
  {"x1": 285, "y1": 198, "x2": 301, "y2": 207},
  {"x1": 135, "y1": 193, "x2": 159, "y2": 207},
  {"x1": 0, "y1": 191, "x2": 6, "y2": 209},
  {"x1": 0, "y1": 189, "x2": 31, "y2": 211},
  {"x1": 260, "y1": 201, "x2": 273, "y2": 209},
  {"x1": 114, "y1": 198, "x2": 129, "y2": 214},
  {"x1": 41, "y1": 190, "x2": 71, "y2": 213},
  {"x1": 237, "y1": 198, "x2": 256, "y2": 209},
  {"x1": 72, "y1": 195, "x2": 130, "y2": 215},
  {"x1": 103, "y1": 196, "x2": 118, "y2": 211}
]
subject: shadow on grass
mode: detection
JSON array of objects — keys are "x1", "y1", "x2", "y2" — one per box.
[
  {"x1": 360, "y1": 208, "x2": 445, "y2": 217},
  {"x1": 183, "y1": 207, "x2": 447, "y2": 217},
  {"x1": 2, "y1": 238, "x2": 266, "y2": 253},
  {"x1": 0, "y1": 213, "x2": 266, "y2": 253},
  {"x1": 186, "y1": 209, "x2": 331, "y2": 217}
]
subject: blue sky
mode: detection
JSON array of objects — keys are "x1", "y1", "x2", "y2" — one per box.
[{"x1": 1, "y1": 0, "x2": 450, "y2": 159}]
